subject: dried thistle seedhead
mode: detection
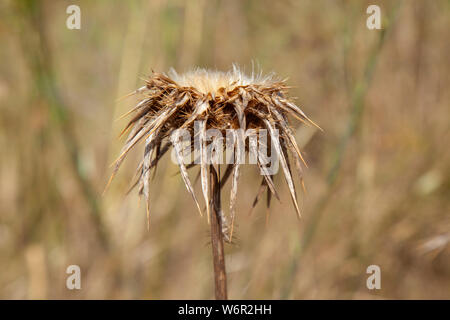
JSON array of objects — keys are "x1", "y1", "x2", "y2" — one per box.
[{"x1": 107, "y1": 65, "x2": 320, "y2": 242}]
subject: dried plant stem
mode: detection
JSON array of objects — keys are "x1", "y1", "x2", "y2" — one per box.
[{"x1": 209, "y1": 165, "x2": 228, "y2": 300}]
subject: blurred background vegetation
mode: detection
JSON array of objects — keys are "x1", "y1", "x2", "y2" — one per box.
[{"x1": 0, "y1": 0, "x2": 449, "y2": 299}]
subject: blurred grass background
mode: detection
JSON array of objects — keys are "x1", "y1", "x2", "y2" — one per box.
[{"x1": 0, "y1": 0, "x2": 449, "y2": 299}]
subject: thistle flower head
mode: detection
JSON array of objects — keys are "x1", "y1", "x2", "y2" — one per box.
[{"x1": 107, "y1": 65, "x2": 320, "y2": 241}]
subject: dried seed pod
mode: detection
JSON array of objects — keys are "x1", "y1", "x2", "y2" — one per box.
[{"x1": 107, "y1": 66, "x2": 320, "y2": 242}]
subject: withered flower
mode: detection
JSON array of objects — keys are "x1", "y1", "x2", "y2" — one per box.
[{"x1": 107, "y1": 66, "x2": 320, "y2": 242}]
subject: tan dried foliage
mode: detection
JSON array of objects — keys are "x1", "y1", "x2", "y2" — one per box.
[{"x1": 107, "y1": 66, "x2": 320, "y2": 241}]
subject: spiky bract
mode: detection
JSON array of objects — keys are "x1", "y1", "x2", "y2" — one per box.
[{"x1": 108, "y1": 66, "x2": 320, "y2": 241}]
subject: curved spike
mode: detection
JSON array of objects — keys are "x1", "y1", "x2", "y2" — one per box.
[
  {"x1": 250, "y1": 137, "x2": 280, "y2": 201},
  {"x1": 170, "y1": 131, "x2": 203, "y2": 217},
  {"x1": 142, "y1": 131, "x2": 158, "y2": 230},
  {"x1": 229, "y1": 131, "x2": 242, "y2": 241},
  {"x1": 271, "y1": 108, "x2": 308, "y2": 168},
  {"x1": 112, "y1": 109, "x2": 169, "y2": 169},
  {"x1": 273, "y1": 95, "x2": 322, "y2": 131},
  {"x1": 112, "y1": 94, "x2": 189, "y2": 172},
  {"x1": 103, "y1": 116, "x2": 150, "y2": 195},
  {"x1": 199, "y1": 120, "x2": 210, "y2": 223},
  {"x1": 126, "y1": 141, "x2": 170, "y2": 195},
  {"x1": 264, "y1": 119, "x2": 301, "y2": 218},
  {"x1": 280, "y1": 135, "x2": 300, "y2": 209},
  {"x1": 248, "y1": 178, "x2": 266, "y2": 216},
  {"x1": 116, "y1": 97, "x2": 152, "y2": 123},
  {"x1": 116, "y1": 85, "x2": 147, "y2": 102}
]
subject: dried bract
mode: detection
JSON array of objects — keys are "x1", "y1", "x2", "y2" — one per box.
[{"x1": 107, "y1": 66, "x2": 320, "y2": 241}]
